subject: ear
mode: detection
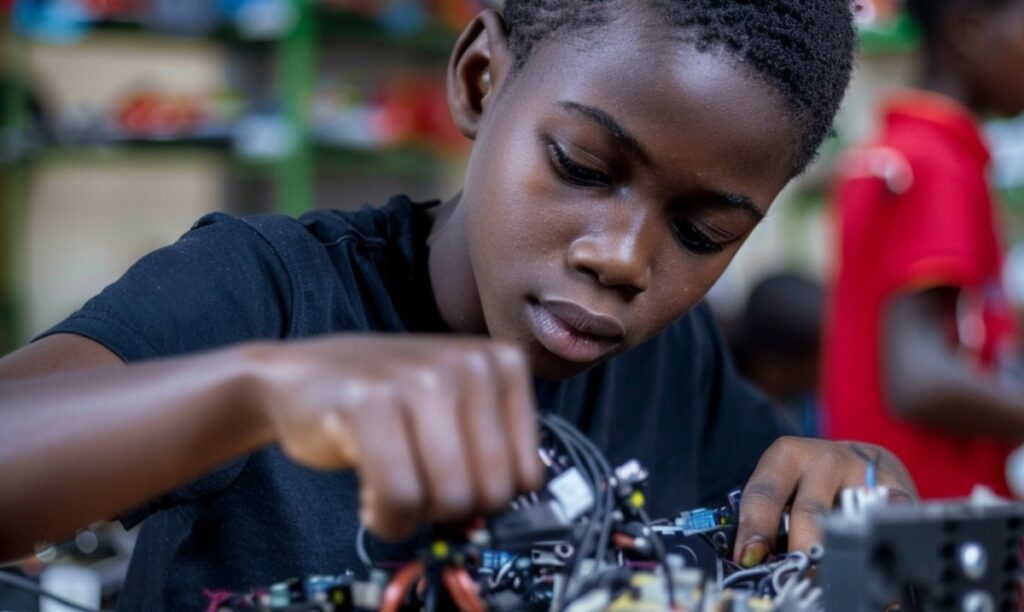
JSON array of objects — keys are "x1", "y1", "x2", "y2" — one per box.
[{"x1": 447, "y1": 9, "x2": 514, "y2": 141}]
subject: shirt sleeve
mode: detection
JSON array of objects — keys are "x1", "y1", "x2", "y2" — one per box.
[
  {"x1": 38, "y1": 212, "x2": 297, "y2": 527},
  {"x1": 40, "y1": 212, "x2": 295, "y2": 361},
  {"x1": 878, "y1": 151, "x2": 987, "y2": 294},
  {"x1": 694, "y1": 305, "x2": 794, "y2": 506}
]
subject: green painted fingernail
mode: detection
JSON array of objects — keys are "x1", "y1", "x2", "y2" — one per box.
[{"x1": 741, "y1": 541, "x2": 769, "y2": 568}]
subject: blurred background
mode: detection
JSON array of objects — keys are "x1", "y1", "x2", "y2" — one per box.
[
  {"x1": 0, "y1": 0, "x2": 1023, "y2": 608},
  {"x1": 0, "y1": 0, "x2": 1022, "y2": 350},
  {"x1": 0, "y1": 0, "x2": 479, "y2": 349}
]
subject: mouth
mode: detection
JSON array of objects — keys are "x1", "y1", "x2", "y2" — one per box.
[{"x1": 526, "y1": 297, "x2": 626, "y2": 364}]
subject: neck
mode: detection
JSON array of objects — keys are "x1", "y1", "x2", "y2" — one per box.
[{"x1": 425, "y1": 192, "x2": 489, "y2": 335}]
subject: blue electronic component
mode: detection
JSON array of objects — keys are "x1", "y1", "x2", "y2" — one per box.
[
  {"x1": 481, "y1": 550, "x2": 517, "y2": 571},
  {"x1": 674, "y1": 491, "x2": 742, "y2": 535},
  {"x1": 677, "y1": 508, "x2": 721, "y2": 533}
]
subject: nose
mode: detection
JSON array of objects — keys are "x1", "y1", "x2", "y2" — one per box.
[{"x1": 566, "y1": 207, "x2": 657, "y2": 296}]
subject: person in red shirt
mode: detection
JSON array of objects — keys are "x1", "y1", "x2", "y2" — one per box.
[{"x1": 824, "y1": 0, "x2": 1024, "y2": 498}]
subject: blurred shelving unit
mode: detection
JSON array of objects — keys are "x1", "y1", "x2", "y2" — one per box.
[
  {"x1": 0, "y1": 0, "x2": 477, "y2": 349},
  {"x1": 1, "y1": 10, "x2": 27, "y2": 351},
  {"x1": 857, "y1": 10, "x2": 919, "y2": 56}
]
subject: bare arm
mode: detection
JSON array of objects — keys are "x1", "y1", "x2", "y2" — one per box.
[
  {"x1": 0, "y1": 334, "x2": 124, "y2": 382},
  {"x1": 0, "y1": 335, "x2": 272, "y2": 559},
  {"x1": 882, "y1": 287, "x2": 1024, "y2": 439},
  {"x1": 0, "y1": 333, "x2": 542, "y2": 562}
]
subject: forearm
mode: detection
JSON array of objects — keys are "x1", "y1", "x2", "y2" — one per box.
[
  {"x1": 0, "y1": 347, "x2": 273, "y2": 559},
  {"x1": 884, "y1": 288, "x2": 1024, "y2": 440},
  {"x1": 893, "y1": 361, "x2": 1024, "y2": 439}
]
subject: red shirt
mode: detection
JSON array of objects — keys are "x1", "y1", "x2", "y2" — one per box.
[{"x1": 824, "y1": 91, "x2": 1019, "y2": 498}]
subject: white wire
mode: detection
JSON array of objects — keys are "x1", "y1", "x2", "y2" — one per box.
[
  {"x1": 487, "y1": 556, "x2": 519, "y2": 589},
  {"x1": 0, "y1": 570, "x2": 105, "y2": 612},
  {"x1": 355, "y1": 524, "x2": 373, "y2": 569}
]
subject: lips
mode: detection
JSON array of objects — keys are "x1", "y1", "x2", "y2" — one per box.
[
  {"x1": 526, "y1": 298, "x2": 626, "y2": 364},
  {"x1": 540, "y1": 299, "x2": 626, "y2": 339}
]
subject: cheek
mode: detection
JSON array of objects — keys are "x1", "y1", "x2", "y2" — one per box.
[
  {"x1": 468, "y1": 141, "x2": 576, "y2": 255},
  {"x1": 637, "y1": 247, "x2": 739, "y2": 338},
  {"x1": 641, "y1": 254, "x2": 717, "y2": 327}
]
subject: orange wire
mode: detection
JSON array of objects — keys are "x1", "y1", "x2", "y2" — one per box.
[
  {"x1": 442, "y1": 566, "x2": 486, "y2": 612},
  {"x1": 381, "y1": 561, "x2": 425, "y2": 612},
  {"x1": 613, "y1": 533, "x2": 636, "y2": 549}
]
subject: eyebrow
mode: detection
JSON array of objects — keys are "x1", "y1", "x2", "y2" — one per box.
[
  {"x1": 557, "y1": 101, "x2": 653, "y2": 167},
  {"x1": 714, "y1": 192, "x2": 765, "y2": 223},
  {"x1": 557, "y1": 100, "x2": 765, "y2": 224}
]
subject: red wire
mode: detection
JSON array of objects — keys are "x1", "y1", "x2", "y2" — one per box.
[
  {"x1": 442, "y1": 567, "x2": 486, "y2": 612},
  {"x1": 613, "y1": 533, "x2": 636, "y2": 549},
  {"x1": 381, "y1": 561, "x2": 425, "y2": 612}
]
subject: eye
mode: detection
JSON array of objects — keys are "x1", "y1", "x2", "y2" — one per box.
[
  {"x1": 546, "y1": 140, "x2": 613, "y2": 188},
  {"x1": 672, "y1": 218, "x2": 726, "y2": 255}
]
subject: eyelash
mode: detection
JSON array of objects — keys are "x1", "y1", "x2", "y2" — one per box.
[
  {"x1": 547, "y1": 141, "x2": 613, "y2": 188},
  {"x1": 672, "y1": 218, "x2": 726, "y2": 254},
  {"x1": 546, "y1": 139, "x2": 726, "y2": 256}
]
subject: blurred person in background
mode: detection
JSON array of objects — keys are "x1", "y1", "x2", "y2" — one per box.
[
  {"x1": 824, "y1": 0, "x2": 1024, "y2": 498},
  {"x1": 729, "y1": 273, "x2": 825, "y2": 437}
]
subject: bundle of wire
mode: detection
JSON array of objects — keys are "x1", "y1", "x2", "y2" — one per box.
[
  {"x1": 719, "y1": 546, "x2": 823, "y2": 608},
  {"x1": 537, "y1": 413, "x2": 675, "y2": 611},
  {"x1": 320, "y1": 413, "x2": 679, "y2": 612}
]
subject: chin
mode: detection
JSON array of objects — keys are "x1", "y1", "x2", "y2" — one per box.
[{"x1": 530, "y1": 349, "x2": 602, "y2": 381}]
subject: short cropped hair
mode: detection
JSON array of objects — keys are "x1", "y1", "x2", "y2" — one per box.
[{"x1": 503, "y1": 0, "x2": 857, "y2": 175}]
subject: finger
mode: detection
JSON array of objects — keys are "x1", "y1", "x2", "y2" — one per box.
[
  {"x1": 349, "y1": 401, "x2": 425, "y2": 541},
  {"x1": 787, "y1": 467, "x2": 840, "y2": 553},
  {"x1": 875, "y1": 469, "x2": 917, "y2": 505},
  {"x1": 734, "y1": 441, "x2": 801, "y2": 566},
  {"x1": 401, "y1": 368, "x2": 474, "y2": 522},
  {"x1": 491, "y1": 342, "x2": 544, "y2": 492},
  {"x1": 458, "y1": 350, "x2": 515, "y2": 512},
  {"x1": 876, "y1": 448, "x2": 919, "y2": 501}
]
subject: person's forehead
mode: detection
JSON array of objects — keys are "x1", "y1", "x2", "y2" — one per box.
[{"x1": 511, "y1": 31, "x2": 797, "y2": 210}]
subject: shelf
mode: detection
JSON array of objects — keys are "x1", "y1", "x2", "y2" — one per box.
[
  {"x1": 81, "y1": 19, "x2": 282, "y2": 45},
  {"x1": 7, "y1": 137, "x2": 446, "y2": 178},
  {"x1": 0, "y1": 2, "x2": 464, "y2": 344},
  {"x1": 314, "y1": 142, "x2": 445, "y2": 178},
  {"x1": 315, "y1": 9, "x2": 458, "y2": 57},
  {"x1": 29, "y1": 10, "x2": 461, "y2": 55},
  {"x1": 857, "y1": 13, "x2": 920, "y2": 56}
]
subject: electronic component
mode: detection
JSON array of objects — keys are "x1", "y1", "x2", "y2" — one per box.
[
  {"x1": 207, "y1": 415, "x2": 1024, "y2": 612},
  {"x1": 821, "y1": 491, "x2": 1024, "y2": 611},
  {"x1": 673, "y1": 492, "x2": 739, "y2": 536}
]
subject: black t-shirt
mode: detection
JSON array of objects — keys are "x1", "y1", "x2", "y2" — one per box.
[{"x1": 43, "y1": 196, "x2": 788, "y2": 611}]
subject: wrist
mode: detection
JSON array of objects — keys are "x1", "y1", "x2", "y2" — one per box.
[{"x1": 217, "y1": 342, "x2": 280, "y2": 452}]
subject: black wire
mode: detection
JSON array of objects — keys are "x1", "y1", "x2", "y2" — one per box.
[
  {"x1": 557, "y1": 423, "x2": 615, "y2": 564},
  {"x1": 545, "y1": 415, "x2": 641, "y2": 611},
  {"x1": 424, "y1": 568, "x2": 440, "y2": 612},
  {"x1": 539, "y1": 415, "x2": 608, "y2": 608},
  {"x1": 542, "y1": 422, "x2": 599, "y2": 594},
  {"x1": 638, "y1": 507, "x2": 676, "y2": 610},
  {"x1": 545, "y1": 422, "x2": 606, "y2": 546},
  {"x1": 0, "y1": 570, "x2": 104, "y2": 612}
]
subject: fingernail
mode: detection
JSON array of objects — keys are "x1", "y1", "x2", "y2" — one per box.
[{"x1": 740, "y1": 541, "x2": 769, "y2": 568}]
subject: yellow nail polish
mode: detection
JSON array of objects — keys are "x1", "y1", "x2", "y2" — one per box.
[{"x1": 741, "y1": 542, "x2": 768, "y2": 568}]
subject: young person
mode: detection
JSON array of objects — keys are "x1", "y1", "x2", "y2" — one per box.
[
  {"x1": 0, "y1": 1, "x2": 916, "y2": 608},
  {"x1": 824, "y1": 0, "x2": 1024, "y2": 499}
]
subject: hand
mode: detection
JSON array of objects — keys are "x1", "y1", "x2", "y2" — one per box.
[
  {"x1": 733, "y1": 436, "x2": 917, "y2": 567},
  {"x1": 242, "y1": 336, "x2": 545, "y2": 541}
]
